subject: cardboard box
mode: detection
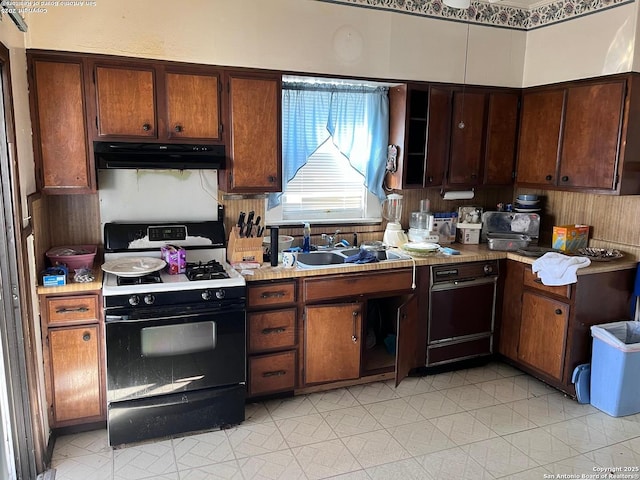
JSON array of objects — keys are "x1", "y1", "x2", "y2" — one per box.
[
  {"x1": 552, "y1": 224, "x2": 589, "y2": 251},
  {"x1": 161, "y1": 244, "x2": 186, "y2": 274},
  {"x1": 456, "y1": 223, "x2": 482, "y2": 245}
]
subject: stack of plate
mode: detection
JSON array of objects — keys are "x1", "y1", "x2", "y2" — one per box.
[
  {"x1": 401, "y1": 242, "x2": 440, "y2": 257},
  {"x1": 514, "y1": 194, "x2": 541, "y2": 213}
]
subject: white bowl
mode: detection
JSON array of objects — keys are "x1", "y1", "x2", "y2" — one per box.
[
  {"x1": 263, "y1": 235, "x2": 294, "y2": 252},
  {"x1": 515, "y1": 199, "x2": 539, "y2": 206}
]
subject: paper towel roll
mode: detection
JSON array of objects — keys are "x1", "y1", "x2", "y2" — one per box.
[{"x1": 442, "y1": 190, "x2": 474, "y2": 200}]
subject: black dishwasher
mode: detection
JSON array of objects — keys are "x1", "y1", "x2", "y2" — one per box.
[{"x1": 427, "y1": 261, "x2": 499, "y2": 367}]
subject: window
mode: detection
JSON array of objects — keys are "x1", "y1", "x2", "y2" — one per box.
[{"x1": 266, "y1": 77, "x2": 390, "y2": 225}]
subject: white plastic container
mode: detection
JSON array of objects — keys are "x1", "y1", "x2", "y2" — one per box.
[{"x1": 590, "y1": 321, "x2": 640, "y2": 417}]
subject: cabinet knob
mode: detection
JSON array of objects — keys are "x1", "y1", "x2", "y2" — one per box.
[
  {"x1": 142, "y1": 123, "x2": 151, "y2": 131},
  {"x1": 427, "y1": 176, "x2": 433, "y2": 184},
  {"x1": 82, "y1": 332, "x2": 91, "y2": 342},
  {"x1": 545, "y1": 175, "x2": 553, "y2": 181},
  {"x1": 174, "y1": 125, "x2": 183, "y2": 133},
  {"x1": 561, "y1": 176, "x2": 569, "y2": 182},
  {"x1": 470, "y1": 174, "x2": 477, "y2": 179},
  {"x1": 555, "y1": 308, "x2": 563, "y2": 315},
  {"x1": 268, "y1": 175, "x2": 276, "y2": 183}
]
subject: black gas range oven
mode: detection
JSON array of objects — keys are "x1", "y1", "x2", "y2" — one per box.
[{"x1": 102, "y1": 221, "x2": 246, "y2": 446}]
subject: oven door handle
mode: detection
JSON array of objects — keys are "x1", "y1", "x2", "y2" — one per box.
[{"x1": 105, "y1": 308, "x2": 245, "y2": 323}]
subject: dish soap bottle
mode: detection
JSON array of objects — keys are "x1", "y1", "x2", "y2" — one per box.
[{"x1": 302, "y1": 223, "x2": 311, "y2": 253}]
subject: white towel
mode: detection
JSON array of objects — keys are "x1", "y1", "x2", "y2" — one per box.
[{"x1": 532, "y1": 252, "x2": 591, "y2": 286}]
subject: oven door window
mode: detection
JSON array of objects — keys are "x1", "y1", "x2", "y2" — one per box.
[
  {"x1": 141, "y1": 322, "x2": 216, "y2": 357},
  {"x1": 106, "y1": 309, "x2": 245, "y2": 403}
]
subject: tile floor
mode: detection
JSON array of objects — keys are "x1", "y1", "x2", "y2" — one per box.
[{"x1": 50, "y1": 361, "x2": 640, "y2": 480}]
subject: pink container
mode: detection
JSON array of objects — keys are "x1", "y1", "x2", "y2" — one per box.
[{"x1": 46, "y1": 245, "x2": 97, "y2": 270}]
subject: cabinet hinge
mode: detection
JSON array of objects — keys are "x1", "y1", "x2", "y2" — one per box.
[
  {"x1": 219, "y1": 123, "x2": 223, "y2": 136},
  {"x1": 92, "y1": 69, "x2": 96, "y2": 84},
  {"x1": 95, "y1": 117, "x2": 98, "y2": 130},
  {"x1": 512, "y1": 170, "x2": 516, "y2": 180},
  {"x1": 615, "y1": 174, "x2": 620, "y2": 189},
  {"x1": 228, "y1": 172, "x2": 233, "y2": 186}
]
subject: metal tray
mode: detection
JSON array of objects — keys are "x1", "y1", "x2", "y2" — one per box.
[{"x1": 486, "y1": 233, "x2": 531, "y2": 251}]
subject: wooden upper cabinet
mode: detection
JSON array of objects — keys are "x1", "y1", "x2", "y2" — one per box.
[
  {"x1": 516, "y1": 89, "x2": 565, "y2": 186},
  {"x1": 29, "y1": 55, "x2": 93, "y2": 193},
  {"x1": 220, "y1": 72, "x2": 281, "y2": 192},
  {"x1": 424, "y1": 86, "x2": 452, "y2": 187},
  {"x1": 165, "y1": 71, "x2": 222, "y2": 141},
  {"x1": 448, "y1": 90, "x2": 486, "y2": 186},
  {"x1": 95, "y1": 65, "x2": 156, "y2": 138},
  {"x1": 484, "y1": 91, "x2": 520, "y2": 185},
  {"x1": 559, "y1": 81, "x2": 625, "y2": 190}
]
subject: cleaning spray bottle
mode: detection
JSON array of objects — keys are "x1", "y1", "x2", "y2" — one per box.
[{"x1": 302, "y1": 223, "x2": 311, "y2": 253}]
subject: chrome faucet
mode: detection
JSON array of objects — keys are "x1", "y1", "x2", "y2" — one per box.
[{"x1": 321, "y1": 229, "x2": 341, "y2": 248}]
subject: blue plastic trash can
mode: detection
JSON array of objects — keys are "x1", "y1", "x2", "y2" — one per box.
[{"x1": 590, "y1": 321, "x2": 640, "y2": 417}]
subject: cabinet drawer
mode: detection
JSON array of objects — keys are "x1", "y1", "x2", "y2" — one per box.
[
  {"x1": 523, "y1": 268, "x2": 571, "y2": 300},
  {"x1": 249, "y1": 351, "x2": 296, "y2": 396},
  {"x1": 248, "y1": 282, "x2": 296, "y2": 308},
  {"x1": 46, "y1": 295, "x2": 100, "y2": 325},
  {"x1": 249, "y1": 309, "x2": 296, "y2": 353},
  {"x1": 303, "y1": 269, "x2": 413, "y2": 302}
]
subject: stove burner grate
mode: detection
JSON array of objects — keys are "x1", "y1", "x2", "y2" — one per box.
[
  {"x1": 186, "y1": 260, "x2": 230, "y2": 281},
  {"x1": 117, "y1": 271, "x2": 163, "y2": 286}
]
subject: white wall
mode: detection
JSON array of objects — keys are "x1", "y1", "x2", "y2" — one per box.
[
  {"x1": 523, "y1": 2, "x2": 637, "y2": 86},
  {"x1": 23, "y1": 0, "x2": 526, "y2": 87}
]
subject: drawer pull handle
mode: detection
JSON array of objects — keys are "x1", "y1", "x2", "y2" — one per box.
[
  {"x1": 260, "y1": 291, "x2": 286, "y2": 299},
  {"x1": 352, "y1": 310, "x2": 358, "y2": 343},
  {"x1": 82, "y1": 332, "x2": 91, "y2": 342},
  {"x1": 262, "y1": 370, "x2": 286, "y2": 378},
  {"x1": 262, "y1": 327, "x2": 286, "y2": 335},
  {"x1": 56, "y1": 306, "x2": 90, "y2": 314}
]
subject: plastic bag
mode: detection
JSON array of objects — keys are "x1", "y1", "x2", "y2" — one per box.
[{"x1": 591, "y1": 321, "x2": 640, "y2": 353}]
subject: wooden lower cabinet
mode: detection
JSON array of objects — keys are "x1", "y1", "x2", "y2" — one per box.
[
  {"x1": 49, "y1": 326, "x2": 101, "y2": 423},
  {"x1": 41, "y1": 291, "x2": 105, "y2": 427},
  {"x1": 304, "y1": 303, "x2": 363, "y2": 385},
  {"x1": 249, "y1": 351, "x2": 296, "y2": 397},
  {"x1": 498, "y1": 259, "x2": 636, "y2": 396}
]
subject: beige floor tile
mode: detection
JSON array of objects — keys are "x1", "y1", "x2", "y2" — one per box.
[
  {"x1": 178, "y1": 460, "x2": 244, "y2": 480},
  {"x1": 265, "y1": 395, "x2": 319, "y2": 420},
  {"x1": 428, "y1": 370, "x2": 471, "y2": 390},
  {"x1": 546, "y1": 454, "x2": 601, "y2": 477},
  {"x1": 543, "y1": 416, "x2": 624, "y2": 453},
  {"x1": 348, "y1": 382, "x2": 400, "y2": 405},
  {"x1": 52, "y1": 452, "x2": 113, "y2": 480},
  {"x1": 581, "y1": 411, "x2": 640, "y2": 444},
  {"x1": 461, "y1": 364, "x2": 502, "y2": 384},
  {"x1": 461, "y1": 436, "x2": 539, "y2": 478},
  {"x1": 112, "y1": 439, "x2": 177, "y2": 480},
  {"x1": 292, "y1": 439, "x2": 361, "y2": 480},
  {"x1": 275, "y1": 413, "x2": 337, "y2": 447},
  {"x1": 342, "y1": 429, "x2": 411, "y2": 468},
  {"x1": 365, "y1": 458, "x2": 429, "y2": 480},
  {"x1": 172, "y1": 430, "x2": 235, "y2": 469},
  {"x1": 504, "y1": 427, "x2": 580, "y2": 464},
  {"x1": 387, "y1": 419, "x2": 456, "y2": 456},
  {"x1": 477, "y1": 377, "x2": 532, "y2": 403},
  {"x1": 584, "y1": 442, "x2": 640, "y2": 469},
  {"x1": 494, "y1": 362, "x2": 526, "y2": 378},
  {"x1": 237, "y1": 449, "x2": 307, "y2": 480},
  {"x1": 226, "y1": 421, "x2": 288, "y2": 459},
  {"x1": 308, "y1": 388, "x2": 359, "y2": 413},
  {"x1": 472, "y1": 403, "x2": 536, "y2": 435},
  {"x1": 384, "y1": 376, "x2": 435, "y2": 397},
  {"x1": 52, "y1": 429, "x2": 111, "y2": 460},
  {"x1": 509, "y1": 392, "x2": 587, "y2": 426},
  {"x1": 444, "y1": 384, "x2": 499, "y2": 410},
  {"x1": 511, "y1": 373, "x2": 556, "y2": 397},
  {"x1": 406, "y1": 390, "x2": 464, "y2": 419},
  {"x1": 363, "y1": 398, "x2": 424, "y2": 428},
  {"x1": 497, "y1": 465, "x2": 553, "y2": 480},
  {"x1": 322, "y1": 406, "x2": 382, "y2": 437},
  {"x1": 415, "y1": 446, "x2": 494, "y2": 480},
  {"x1": 245, "y1": 402, "x2": 273, "y2": 424},
  {"x1": 431, "y1": 411, "x2": 497, "y2": 446}
]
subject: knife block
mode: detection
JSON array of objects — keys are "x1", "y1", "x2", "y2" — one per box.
[{"x1": 227, "y1": 226, "x2": 264, "y2": 263}]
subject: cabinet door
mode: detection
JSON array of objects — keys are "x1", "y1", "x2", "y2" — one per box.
[
  {"x1": 395, "y1": 294, "x2": 419, "y2": 386},
  {"x1": 304, "y1": 303, "x2": 362, "y2": 385},
  {"x1": 424, "y1": 86, "x2": 451, "y2": 187},
  {"x1": 30, "y1": 57, "x2": 92, "y2": 193},
  {"x1": 559, "y1": 81, "x2": 625, "y2": 190},
  {"x1": 403, "y1": 87, "x2": 429, "y2": 187},
  {"x1": 165, "y1": 71, "x2": 222, "y2": 141},
  {"x1": 48, "y1": 325, "x2": 102, "y2": 424},
  {"x1": 516, "y1": 90, "x2": 565, "y2": 186},
  {"x1": 517, "y1": 291, "x2": 569, "y2": 381},
  {"x1": 497, "y1": 260, "x2": 524, "y2": 362},
  {"x1": 448, "y1": 91, "x2": 486, "y2": 186},
  {"x1": 484, "y1": 92, "x2": 519, "y2": 185},
  {"x1": 95, "y1": 65, "x2": 156, "y2": 138},
  {"x1": 223, "y1": 73, "x2": 281, "y2": 192}
]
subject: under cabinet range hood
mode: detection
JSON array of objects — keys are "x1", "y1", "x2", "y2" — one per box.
[{"x1": 94, "y1": 142, "x2": 226, "y2": 170}]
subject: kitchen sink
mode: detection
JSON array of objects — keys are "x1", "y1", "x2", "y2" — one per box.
[{"x1": 296, "y1": 247, "x2": 410, "y2": 268}]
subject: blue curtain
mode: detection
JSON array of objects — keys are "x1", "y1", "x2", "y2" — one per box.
[{"x1": 268, "y1": 83, "x2": 389, "y2": 209}]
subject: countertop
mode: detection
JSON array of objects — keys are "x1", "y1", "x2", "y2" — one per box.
[{"x1": 240, "y1": 244, "x2": 638, "y2": 282}]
